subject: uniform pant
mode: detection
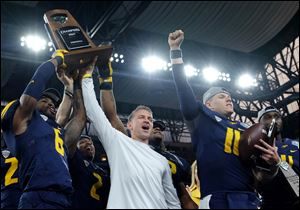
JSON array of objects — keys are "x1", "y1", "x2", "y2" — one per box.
[
  {"x1": 200, "y1": 191, "x2": 261, "y2": 209},
  {"x1": 18, "y1": 190, "x2": 71, "y2": 209},
  {"x1": 1, "y1": 188, "x2": 22, "y2": 209}
]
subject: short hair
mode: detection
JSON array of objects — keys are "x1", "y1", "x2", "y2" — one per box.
[
  {"x1": 77, "y1": 135, "x2": 92, "y2": 147},
  {"x1": 128, "y1": 105, "x2": 153, "y2": 122}
]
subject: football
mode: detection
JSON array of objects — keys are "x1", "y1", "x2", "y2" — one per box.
[{"x1": 238, "y1": 123, "x2": 271, "y2": 165}]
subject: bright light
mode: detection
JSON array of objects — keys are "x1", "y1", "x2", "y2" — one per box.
[
  {"x1": 20, "y1": 42, "x2": 25, "y2": 46},
  {"x1": 202, "y1": 67, "x2": 220, "y2": 82},
  {"x1": 114, "y1": 53, "x2": 118, "y2": 58},
  {"x1": 115, "y1": 58, "x2": 119, "y2": 63},
  {"x1": 110, "y1": 57, "x2": 114, "y2": 62},
  {"x1": 49, "y1": 47, "x2": 53, "y2": 52},
  {"x1": 142, "y1": 56, "x2": 166, "y2": 72},
  {"x1": 237, "y1": 74, "x2": 257, "y2": 88},
  {"x1": 21, "y1": 35, "x2": 47, "y2": 52},
  {"x1": 119, "y1": 54, "x2": 124, "y2": 59},
  {"x1": 48, "y1": 42, "x2": 53, "y2": 46},
  {"x1": 167, "y1": 63, "x2": 172, "y2": 67},
  {"x1": 184, "y1": 65, "x2": 198, "y2": 77},
  {"x1": 121, "y1": 59, "x2": 124, "y2": 63}
]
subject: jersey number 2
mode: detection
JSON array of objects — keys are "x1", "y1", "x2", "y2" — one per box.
[
  {"x1": 5, "y1": 157, "x2": 18, "y2": 186},
  {"x1": 90, "y1": 172, "x2": 103, "y2": 200}
]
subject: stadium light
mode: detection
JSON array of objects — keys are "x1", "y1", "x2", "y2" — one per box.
[
  {"x1": 20, "y1": 35, "x2": 48, "y2": 52},
  {"x1": 142, "y1": 56, "x2": 167, "y2": 72},
  {"x1": 184, "y1": 65, "x2": 198, "y2": 77},
  {"x1": 237, "y1": 74, "x2": 257, "y2": 88},
  {"x1": 202, "y1": 67, "x2": 220, "y2": 82}
]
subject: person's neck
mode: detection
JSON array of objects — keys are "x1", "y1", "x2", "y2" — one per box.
[{"x1": 132, "y1": 135, "x2": 149, "y2": 144}]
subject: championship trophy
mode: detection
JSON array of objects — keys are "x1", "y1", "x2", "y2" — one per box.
[{"x1": 44, "y1": 9, "x2": 113, "y2": 71}]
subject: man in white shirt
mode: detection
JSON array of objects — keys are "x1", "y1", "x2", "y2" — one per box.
[{"x1": 81, "y1": 60, "x2": 181, "y2": 209}]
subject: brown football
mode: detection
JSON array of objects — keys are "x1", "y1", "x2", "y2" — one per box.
[{"x1": 238, "y1": 123, "x2": 270, "y2": 165}]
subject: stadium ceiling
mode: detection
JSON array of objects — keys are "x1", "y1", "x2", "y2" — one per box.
[{"x1": 1, "y1": 1, "x2": 299, "y2": 120}]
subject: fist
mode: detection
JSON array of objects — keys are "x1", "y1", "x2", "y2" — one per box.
[{"x1": 168, "y1": 30, "x2": 184, "y2": 50}]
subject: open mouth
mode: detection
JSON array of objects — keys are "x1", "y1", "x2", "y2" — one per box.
[
  {"x1": 49, "y1": 107, "x2": 56, "y2": 115},
  {"x1": 85, "y1": 146, "x2": 92, "y2": 152},
  {"x1": 142, "y1": 124, "x2": 150, "y2": 131}
]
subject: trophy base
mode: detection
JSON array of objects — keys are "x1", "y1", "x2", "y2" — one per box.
[{"x1": 64, "y1": 45, "x2": 113, "y2": 69}]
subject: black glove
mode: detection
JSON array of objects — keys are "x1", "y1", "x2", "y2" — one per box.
[{"x1": 98, "y1": 61, "x2": 113, "y2": 90}]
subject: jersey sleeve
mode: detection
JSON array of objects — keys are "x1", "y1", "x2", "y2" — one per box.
[
  {"x1": 1, "y1": 100, "x2": 20, "y2": 132},
  {"x1": 82, "y1": 77, "x2": 129, "y2": 158}
]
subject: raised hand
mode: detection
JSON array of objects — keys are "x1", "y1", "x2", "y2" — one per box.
[
  {"x1": 79, "y1": 56, "x2": 98, "y2": 80},
  {"x1": 51, "y1": 49, "x2": 68, "y2": 68},
  {"x1": 254, "y1": 139, "x2": 280, "y2": 166},
  {"x1": 168, "y1": 30, "x2": 184, "y2": 50},
  {"x1": 56, "y1": 67, "x2": 74, "y2": 87},
  {"x1": 98, "y1": 61, "x2": 113, "y2": 90}
]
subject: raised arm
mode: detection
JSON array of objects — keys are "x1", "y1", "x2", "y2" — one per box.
[
  {"x1": 81, "y1": 58, "x2": 123, "y2": 155},
  {"x1": 169, "y1": 30, "x2": 200, "y2": 122},
  {"x1": 64, "y1": 73, "x2": 86, "y2": 158},
  {"x1": 13, "y1": 50, "x2": 66, "y2": 135},
  {"x1": 98, "y1": 61, "x2": 127, "y2": 135},
  {"x1": 56, "y1": 67, "x2": 74, "y2": 127}
]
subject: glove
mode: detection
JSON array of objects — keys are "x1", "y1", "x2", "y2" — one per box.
[
  {"x1": 51, "y1": 49, "x2": 68, "y2": 68},
  {"x1": 98, "y1": 61, "x2": 113, "y2": 90}
]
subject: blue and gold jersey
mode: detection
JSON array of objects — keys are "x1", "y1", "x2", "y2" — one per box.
[
  {"x1": 276, "y1": 138, "x2": 299, "y2": 174},
  {"x1": 153, "y1": 148, "x2": 190, "y2": 196},
  {"x1": 1, "y1": 149, "x2": 22, "y2": 209},
  {"x1": 1, "y1": 100, "x2": 73, "y2": 193},
  {"x1": 192, "y1": 102, "x2": 254, "y2": 197},
  {"x1": 259, "y1": 138, "x2": 299, "y2": 209},
  {"x1": 69, "y1": 149, "x2": 110, "y2": 209}
]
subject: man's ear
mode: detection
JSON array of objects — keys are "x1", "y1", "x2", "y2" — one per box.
[
  {"x1": 127, "y1": 121, "x2": 132, "y2": 130},
  {"x1": 205, "y1": 100, "x2": 215, "y2": 110}
]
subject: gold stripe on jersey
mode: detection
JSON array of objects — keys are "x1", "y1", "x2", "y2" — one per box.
[
  {"x1": 233, "y1": 130, "x2": 240, "y2": 156},
  {"x1": 224, "y1": 128, "x2": 233, "y2": 153},
  {"x1": 1, "y1": 100, "x2": 17, "y2": 120}
]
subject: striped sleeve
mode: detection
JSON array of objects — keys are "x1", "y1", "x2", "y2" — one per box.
[{"x1": 1, "y1": 100, "x2": 20, "y2": 131}]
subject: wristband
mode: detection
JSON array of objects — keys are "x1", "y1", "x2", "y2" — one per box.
[
  {"x1": 64, "y1": 89, "x2": 73, "y2": 98},
  {"x1": 170, "y1": 49, "x2": 182, "y2": 59},
  {"x1": 99, "y1": 77, "x2": 113, "y2": 90},
  {"x1": 83, "y1": 73, "x2": 92, "y2": 79}
]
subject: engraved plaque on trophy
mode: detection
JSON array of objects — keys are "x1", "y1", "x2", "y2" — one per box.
[{"x1": 44, "y1": 9, "x2": 113, "y2": 70}]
